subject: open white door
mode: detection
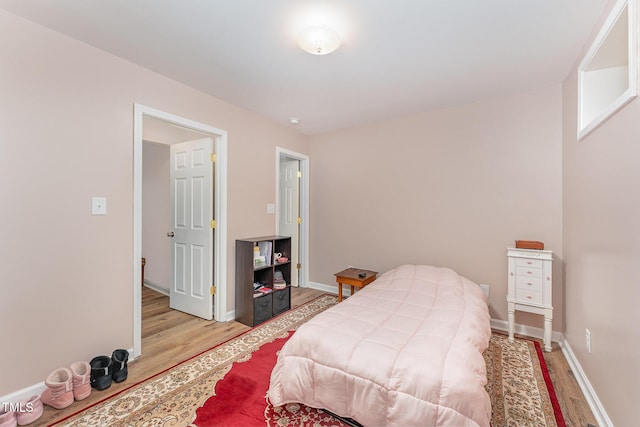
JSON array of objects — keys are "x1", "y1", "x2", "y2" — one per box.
[
  {"x1": 169, "y1": 137, "x2": 214, "y2": 319},
  {"x1": 279, "y1": 158, "x2": 300, "y2": 286}
]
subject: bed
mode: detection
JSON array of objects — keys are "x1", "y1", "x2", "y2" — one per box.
[{"x1": 267, "y1": 264, "x2": 492, "y2": 426}]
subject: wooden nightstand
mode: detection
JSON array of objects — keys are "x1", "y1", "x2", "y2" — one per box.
[{"x1": 334, "y1": 268, "x2": 378, "y2": 302}]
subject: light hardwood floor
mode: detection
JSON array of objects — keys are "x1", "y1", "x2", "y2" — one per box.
[{"x1": 36, "y1": 286, "x2": 597, "y2": 426}]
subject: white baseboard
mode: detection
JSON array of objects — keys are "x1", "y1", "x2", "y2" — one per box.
[
  {"x1": 143, "y1": 280, "x2": 169, "y2": 296},
  {"x1": 0, "y1": 382, "x2": 46, "y2": 407},
  {"x1": 489, "y1": 318, "x2": 565, "y2": 344},
  {"x1": 308, "y1": 281, "x2": 347, "y2": 297},
  {"x1": 558, "y1": 337, "x2": 613, "y2": 427}
]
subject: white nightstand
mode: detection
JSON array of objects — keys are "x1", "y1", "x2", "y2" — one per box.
[{"x1": 507, "y1": 247, "x2": 553, "y2": 352}]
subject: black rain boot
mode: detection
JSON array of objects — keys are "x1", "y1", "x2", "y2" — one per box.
[
  {"x1": 89, "y1": 356, "x2": 112, "y2": 390},
  {"x1": 111, "y1": 349, "x2": 129, "y2": 383}
]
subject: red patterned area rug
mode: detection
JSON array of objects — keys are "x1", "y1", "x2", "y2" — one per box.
[
  {"x1": 52, "y1": 294, "x2": 565, "y2": 427},
  {"x1": 193, "y1": 335, "x2": 347, "y2": 427}
]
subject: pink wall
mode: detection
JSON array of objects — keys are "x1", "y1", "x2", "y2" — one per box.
[
  {"x1": 2, "y1": 5, "x2": 633, "y2": 424},
  {"x1": 308, "y1": 87, "x2": 564, "y2": 330},
  {"x1": 0, "y1": 10, "x2": 308, "y2": 395},
  {"x1": 562, "y1": 2, "x2": 640, "y2": 424}
]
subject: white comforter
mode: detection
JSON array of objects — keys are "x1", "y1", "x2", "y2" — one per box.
[{"x1": 268, "y1": 264, "x2": 492, "y2": 426}]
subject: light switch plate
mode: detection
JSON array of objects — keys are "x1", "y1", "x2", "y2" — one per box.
[
  {"x1": 92, "y1": 197, "x2": 107, "y2": 215},
  {"x1": 266, "y1": 203, "x2": 275, "y2": 214}
]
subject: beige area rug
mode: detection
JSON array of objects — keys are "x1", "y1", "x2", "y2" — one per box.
[
  {"x1": 484, "y1": 333, "x2": 564, "y2": 427},
  {"x1": 52, "y1": 294, "x2": 563, "y2": 426}
]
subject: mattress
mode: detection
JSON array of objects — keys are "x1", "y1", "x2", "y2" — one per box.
[{"x1": 267, "y1": 264, "x2": 492, "y2": 426}]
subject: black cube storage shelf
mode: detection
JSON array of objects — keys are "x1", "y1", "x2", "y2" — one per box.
[{"x1": 235, "y1": 236, "x2": 292, "y2": 327}]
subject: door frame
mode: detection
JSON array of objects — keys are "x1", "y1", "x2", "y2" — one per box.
[
  {"x1": 133, "y1": 104, "x2": 228, "y2": 358},
  {"x1": 275, "y1": 147, "x2": 309, "y2": 287}
]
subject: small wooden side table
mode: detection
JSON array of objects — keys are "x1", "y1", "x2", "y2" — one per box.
[{"x1": 334, "y1": 268, "x2": 378, "y2": 302}]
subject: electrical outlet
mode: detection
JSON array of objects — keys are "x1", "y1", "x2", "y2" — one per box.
[
  {"x1": 585, "y1": 329, "x2": 592, "y2": 353},
  {"x1": 479, "y1": 284, "x2": 490, "y2": 299},
  {"x1": 92, "y1": 197, "x2": 107, "y2": 215}
]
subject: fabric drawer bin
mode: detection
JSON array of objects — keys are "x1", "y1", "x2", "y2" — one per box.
[
  {"x1": 253, "y1": 294, "x2": 273, "y2": 326},
  {"x1": 272, "y1": 287, "x2": 290, "y2": 316}
]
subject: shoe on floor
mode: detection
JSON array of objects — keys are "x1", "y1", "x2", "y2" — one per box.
[
  {"x1": 89, "y1": 356, "x2": 112, "y2": 390},
  {"x1": 0, "y1": 407, "x2": 17, "y2": 427},
  {"x1": 15, "y1": 396, "x2": 42, "y2": 426},
  {"x1": 111, "y1": 349, "x2": 129, "y2": 383},
  {"x1": 70, "y1": 361, "x2": 91, "y2": 400},
  {"x1": 40, "y1": 368, "x2": 74, "y2": 410}
]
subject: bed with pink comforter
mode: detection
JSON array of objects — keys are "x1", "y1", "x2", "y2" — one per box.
[{"x1": 268, "y1": 264, "x2": 492, "y2": 426}]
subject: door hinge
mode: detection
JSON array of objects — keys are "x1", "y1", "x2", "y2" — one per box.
[
  {"x1": 210, "y1": 285, "x2": 216, "y2": 295},
  {"x1": 297, "y1": 171, "x2": 302, "y2": 178},
  {"x1": 210, "y1": 153, "x2": 217, "y2": 163},
  {"x1": 296, "y1": 217, "x2": 302, "y2": 224},
  {"x1": 297, "y1": 263, "x2": 301, "y2": 270},
  {"x1": 210, "y1": 219, "x2": 217, "y2": 229}
]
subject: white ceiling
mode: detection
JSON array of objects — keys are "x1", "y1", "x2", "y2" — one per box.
[{"x1": 0, "y1": 0, "x2": 608, "y2": 135}]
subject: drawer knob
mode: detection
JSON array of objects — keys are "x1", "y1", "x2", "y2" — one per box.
[
  {"x1": 526, "y1": 296, "x2": 532, "y2": 299},
  {"x1": 527, "y1": 271, "x2": 532, "y2": 275},
  {"x1": 527, "y1": 282, "x2": 533, "y2": 286}
]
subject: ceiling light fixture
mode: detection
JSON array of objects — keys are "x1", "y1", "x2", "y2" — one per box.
[{"x1": 297, "y1": 25, "x2": 342, "y2": 55}]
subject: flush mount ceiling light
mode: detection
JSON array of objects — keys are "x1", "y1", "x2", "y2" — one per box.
[{"x1": 297, "y1": 25, "x2": 342, "y2": 55}]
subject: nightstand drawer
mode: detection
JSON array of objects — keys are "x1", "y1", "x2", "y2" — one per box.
[
  {"x1": 515, "y1": 258, "x2": 543, "y2": 269},
  {"x1": 516, "y1": 276, "x2": 543, "y2": 292},
  {"x1": 516, "y1": 265, "x2": 542, "y2": 278},
  {"x1": 516, "y1": 288, "x2": 543, "y2": 305}
]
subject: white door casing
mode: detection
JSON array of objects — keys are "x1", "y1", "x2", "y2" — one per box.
[
  {"x1": 275, "y1": 147, "x2": 309, "y2": 288},
  {"x1": 279, "y1": 158, "x2": 300, "y2": 286},
  {"x1": 169, "y1": 138, "x2": 214, "y2": 319},
  {"x1": 133, "y1": 103, "x2": 228, "y2": 359}
]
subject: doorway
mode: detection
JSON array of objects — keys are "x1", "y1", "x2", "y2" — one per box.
[
  {"x1": 276, "y1": 147, "x2": 309, "y2": 287},
  {"x1": 133, "y1": 104, "x2": 228, "y2": 359}
]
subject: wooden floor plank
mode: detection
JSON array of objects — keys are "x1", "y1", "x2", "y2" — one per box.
[{"x1": 542, "y1": 341, "x2": 599, "y2": 427}]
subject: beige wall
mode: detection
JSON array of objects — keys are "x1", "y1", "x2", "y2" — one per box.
[
  {"x1": 562, "y1": 4, "x2": 640, "y2": 425},
  {"x1": 0, "y1": 10, "x2": 308, "y2": 395},
  {"x1": 142, "y1": 141, "x2": 171, "y2": 291},
  {"x1": 308, "y1": 87, "x2": 564, "y2": 330}
]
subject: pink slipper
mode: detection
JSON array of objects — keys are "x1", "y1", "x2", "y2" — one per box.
[
  {"x1": 0, "y1": 407, "x2": 16, "y2": 427},
  {"x1": 15, "y1": 396, "x2": 42, "y2": 426},
  {"x1": 70, "y1": 361, "x2": 91, "y2": 401},
  {"x1": 40, "y1": 367, "x2": 74, "y2": 410}
]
